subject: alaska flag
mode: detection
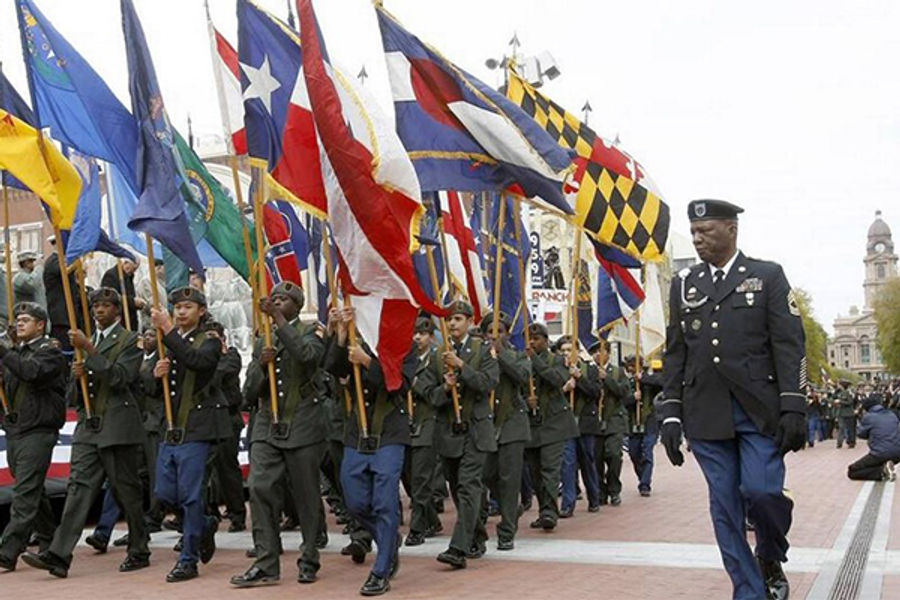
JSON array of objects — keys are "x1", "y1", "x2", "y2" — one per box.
[
  {"x1": 121, "y1": 0, "x2": 203, "y2": 275},
  {"x1": 0, "y1": 69, "x2": 34, "y2": 190},
  {"x1": 376, "y1": 7, "x2": 574, "y2": 214},
  {"x1": 482, "y1": 193, "x2": 531, "y2": 350},
  {"x1": 17, "y1": 0, "x2": 139, "y2": 189}
]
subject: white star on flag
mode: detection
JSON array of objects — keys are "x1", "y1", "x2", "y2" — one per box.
[{"x1": 241, "y1": 55, "x2": 281, "y2": 115}]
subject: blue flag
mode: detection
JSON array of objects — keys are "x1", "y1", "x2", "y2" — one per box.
[{"x1": 120, "y1": 0, "x2": 203, "y2": 276}]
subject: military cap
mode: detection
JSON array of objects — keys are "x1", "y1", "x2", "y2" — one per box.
[
  {"x1": 414, "y1": 317, "x2": 436, "y2": 335},
  {"x1": 528, "y1": 322, "x2": 549, "y2": 339},
  {"x1": 552, "y1": 335, "x2": 573, "y2": 353},
  {"x1": 14, "y1": 301, "x2": 48, "y2": 322},
  {"x1": 448, "y1": 299, "x2": 474, "y2": 318},
  {"x1": 88, "y1": 287, "x2": 121, "y2": 308},
  {"x1": 17, "y1": 251, "x2": 37, "y2": 264},
  {"x1": 270, "y1": 281, "x2": 304, "y2": 308},
  {"x1": 687, "y1": 199, "x2": 744, "y2": 222},
  {"x1": 167, "y1": 286, "x2": 207, "y2": 306},
  {"x1": 622, "y1": 354, "x2": 636, "y2": 364},
  {"x1": 479, "y1": 311, "x2": 511, "y2": 333},
  {"x1": 587, "y1": 338, "x2": 609, "y2": 354}
]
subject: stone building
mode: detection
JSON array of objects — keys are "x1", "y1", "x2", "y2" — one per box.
[{"x1": 828, "y1": 211, "x2": 898, "y2": 380}]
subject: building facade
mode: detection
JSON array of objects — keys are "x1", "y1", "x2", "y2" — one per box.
[{"x1": 828, "y1": 211, "x2": 898, "y2": 380}]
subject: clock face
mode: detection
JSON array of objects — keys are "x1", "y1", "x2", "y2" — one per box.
[{"x1": 875, "y1": 242, "x2": 886, "y2": 253}]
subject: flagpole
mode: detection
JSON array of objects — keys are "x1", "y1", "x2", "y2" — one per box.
[
  {"x1": 424, "y1": 239, "x2": 462, "y2": 427},
  {"x1": 343, "y1": 293, "x2": 370, "y2": 438},
  {"x1": 74, "y1": 259, "x2": 92, "y2": 338},
  {"x1": 489, "y1": 193, "x2": 507, "y2": 414},
  {"x1": 115, "y1": 259, "x2": 132, "y2": 330},
  {"x1": 634, "y1": 263, "x2": 645, "y2": 428},
  {"x1": 52, "y1": 221, "x2": 92, "y2": 419},
  {"x1": 512, "y1": 197, "x2": 537, "y2": 405},
  {"x1": 0, "y1": 174, "x2": 10, "y2": 416},
  {"x1": 568, "y1": 227, "x2": 583, "y2": 409},
  {"x1": 250, "y1": 167, "x2": 281, "y2": 426},
  {"x1": 144, "y1": 234, "x2": 174, "y2": 431}
]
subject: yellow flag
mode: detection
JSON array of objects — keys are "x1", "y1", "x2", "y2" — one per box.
[{"x1": 0, "y1": 109, "x2": 80, "y2": 229}]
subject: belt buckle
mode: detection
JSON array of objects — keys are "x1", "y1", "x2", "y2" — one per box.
[
  {"x1": 270, "y1": 422, "x2": 290, "y2": 440},
  {"x1": 4, "y1": 411, "x2": 18, "y2": 425},
  {"x1": 86, "y1": 415, "x2": 103, "y2": 433},
  {"x1": 529, "y1": 410, "x2": 543, "y2": 427},
  {"x1": 409, "y1": 421, "x2": 422, "y2": 437},
  {"x1": 358, "y1": 433, "x2": 381, "y2": 454},
  {"x1": 164, "y1": 427, "x2": 186, "y2": 445},
  {"x1": 451, "y1": 421, "x2": 469, "y2": 435},
  {"x1": 630, "y1": 423, "x2": 646, "y2": 434}
]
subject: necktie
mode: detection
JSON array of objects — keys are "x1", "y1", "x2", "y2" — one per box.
[
  {"x1": 95, "y1": 332, "x2": 104, "y2": 346},
  {"x1": 453, "y1": 341, "x2": 463, "y2": 355},
  {"x1": 714, "y1": 269, "x2": 725, "y2": 289}
]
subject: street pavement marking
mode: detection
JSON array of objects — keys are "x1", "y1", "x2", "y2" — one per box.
[{"x1": 859, "y1": 481, "x2": 895, "y2": 599}]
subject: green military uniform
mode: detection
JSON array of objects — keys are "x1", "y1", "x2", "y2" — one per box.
[
  {"x1": 243, "y1": 317, "x2": 326, "y2": 578},
  {"x1": 405, "y1": 347, "x2": 442, "y2": 540},
  {"x1": 835, "y1": 386, "x2": 858, "y2": 448},
  {"x1": 0, "y1": 334, "x2": 67, "y2": 569},
  {"x1": 525, "y1": 346, "x2": 578, "y2": 526},
  {"x1": 44, "y1": 322, "x2": 149, "y2": 568},
  {"x1": 479, "y1": 343, "x2": 530, "y2": 547},
  {"x1": 595, "y1": 362, "x2": 632, "y2": 503},
  {"x1": 415, "y1": 335, "x2": 498, "y2": 557},
  {"x1": 321, "y1": 370, "x2": 349, "y2": 524}
]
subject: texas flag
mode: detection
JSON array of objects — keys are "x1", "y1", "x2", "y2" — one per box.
[
  {"x1": 237, "y1": 0, "x2": 326, "y2": 216},
  {"x1": 375, "y1": 6, "x2": 574, "y2": 215},
  {"x1": 205, "y1": 8, "x2": 246, "y2": 155},
  {"x1": 437, "y1": 191, "x2": 488, "y2": 322},
  {"x1": 298, "y1": 0, "x2": 447, "y2": 390}
]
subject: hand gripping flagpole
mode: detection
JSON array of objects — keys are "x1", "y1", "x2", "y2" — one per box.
[
  {"x1": 512, "y1": 197, "x2": 538, "y2": 406},
  {"x1": 145, "y1": 234, "x2": 174, "y2": 431},
  {"x1": 489, "y1": 194, "x2": 507, "y2": 414},
  {"x1": 250, "y1": 167, "x2": 280, "y2": 426},
  {"x1": 428, "y1": 219, "x2": 462, "y2": 427}
]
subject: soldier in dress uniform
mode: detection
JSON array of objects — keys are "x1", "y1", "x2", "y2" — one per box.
[
  {"x1": 834, "y1": 380, "x2": 857, "y2": 448},
  {"x1": 325, "y1": 305, "x2": 412, "y2": 596},
  {"x1": 231, "y1": 282, "x2": 326, "y2": 587},
  {"x1": 659, "y1": 199, "x2": 806, "y2": 600},
  {"x1": 624, "y1": 356, "x2": 664, "y2": 497},
  {"x1": 404, "y1": 317, "x2": 443, "y2": 547},
  {"x1": 557, "y1": 335, "x2": 602, "y2": 516},
  {"x1": 23, "y1": 288, "x2": 149, "y2": 577},
  {"x1": 476, "y1": 312, "x2": 531, "y2": 550},
  {"x1": 149, "y1": 287, "x2": 223, "y2": 582},
  {"x1": 0, "y1": 303, "x2": 67, "y2": 572},
  {"x1": 587, "y1": 339, "x2": 631, "y2": 506},
  {"x1": 415, "y1": 300, "x2": 498, "y2": 570},
  {"x1": 524, "y1": 323, "x2": 578, "y2": 531}
]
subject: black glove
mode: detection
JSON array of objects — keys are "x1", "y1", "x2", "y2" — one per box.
[
  {"x1": 660, "y1": 420, "x2": 684, "y2": 466},
  {"x1": 775, "y1": 411, "x2": 806, "y2": 455}
]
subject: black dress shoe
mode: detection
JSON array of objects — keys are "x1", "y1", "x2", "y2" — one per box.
[
  {"x1": 316, "y1": 530, "x2": 329, "y2": 549},
  {"x1": 230, "y1": 566, "x2": 279, "y2": 588},
  {"x1": 405, "y1": 531, "x2": 425, "y2": 546},
  {"x1": 639, "y1": 489, "x2": 651, "y2": 498},
  {"x1": 424, "y1": 523, "x2": 443, "y2": 538},
  {"x1": 436, "y1": 548, "x2": 466, "y2": 569},
  {"x1": 758, "y1": 558, "x2": 790, "y2": 600},
  {"x1": 119, "y1": 555, "x2": 150, "y2": 572},
  {"x1": 0, "y1": 554, "x2": 16, "y2": 571},
  {"x1": 497, "y1": 539, "x2": 514, "y2": 551},
  {"x1": 166, "y1": 561, "x2": 198, "y2": 583},
  {"x1": 529, "y1": 517, "x2": 543, "y2": 529},
  {"x1": 85, "y1": 534, "x2": 109, "y2": 554},
  {"x1": 541, "y1": 515, "x2": 556, "y2": 531},
  {"x1": 22, "y1": 551, "x2": 68, "y2": 578},
  {"x1": 360, "y1": 572, "x2": 390, "y2": 596},
  {"x1": 245, "y1": 547, "x2": 258, "y2": 559},
  {"x1": 113, "y1": 533, "x2": 130, "y2": 547},
  {"x1": 342, "y1": 540, "x2": 370, "y2": 564},
  {"x1": 296, "y1": 562, "x2": 318, "y2": 584},
  {"x1": 466, "y1": 542, "x2": 486, "y2": 559},
  {"x1": 559, "y1": 508, "x2": 574, "y2": 518},
  {"x1": 173, "y1": 537, "x2": 183, "y2": 552},
  {"x1": 199, "y1": 518, "x2": 218, "y2": 564},
  {"x1": 610, "y1": 494, "x2": 622, "y2": 506},
  {"x1": 587, "y1": 504, "x2": 600, "y2": 513},
  {"x1": 146, "y1": 521, "x2": 162, "y2": 534}
]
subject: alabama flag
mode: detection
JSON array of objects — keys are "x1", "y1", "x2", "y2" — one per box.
[{"x1": 298, "y1": 0, "x2": 446, "y2": 390}]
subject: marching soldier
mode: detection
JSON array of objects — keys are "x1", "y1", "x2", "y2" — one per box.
[
  {"x1": 404, "y1": 317, "x2": 443, "y2": 546},
  {"x1": 660, "y1": 200, "x2": 806, "y2": 600},
  {"x1": 149, "y1": 287, "x2": 224, "y2": 582},
  {"x1": 23, "y1": 288, "x2": 149, "y2": 577},
  {"x1": 231, "y1": 282, "x2": 326, "y2": 587},
  {"x1": 624, "y1": 356, "x2": 664, "y2": 497},
  {"x1": 0, "y1": 303, "x2": 67, "y2": 571},
  {"x1": 834, "y1": 380, "x2": 857, "y2": 448},
  {"x1": 478, "y1": 312, "x2": 530, "y2": 549},
  {"x1": 587, "y1": 339, "x2": 631, "y2": 506},
  {"x1": 524, "y1": 323, "x2": 578, "y2": 531},
  {"x1": 416, "y1": 301, "x2": 498, "y2": 569}
]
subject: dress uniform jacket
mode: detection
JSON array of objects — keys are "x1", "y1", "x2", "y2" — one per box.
[
  {"x1": 599, "y1": 364, "x2": 631, "y2": 435},
  {"x1": 1, "y1": 336, "x2": 67, "y2": 438},
  {"x1": 409, "y1": 349, "x2": 437, "y2": 448},
  {"x1": 212, "y1": 347, "x2": 244, "y2": 432},
  {"x1": 244, "y1": 319, "x2": 326, "y2": 449},
  {"x1": 662, "y1": 252, "x2": 807, "y2": 440},
  {"x1": 415, "y1": 336, "x2": 499, "y2": 458},
  {"x1": 835, "y1": 389, "x2": 857, "y2": 417},
  {"x1": 71, "y1": 324, "x2": 144, "y2": 448},
  {"x1": 493, "y1": 346, "x2": 531, "y2": 445},
  {"x1": 626, "y1": 370, "x2": 662, "y2": 430},
  {"x1": 527, "y1": 349, "x2": 578, "y2": 448},
  {"x1": 324, "y1": 337, "x2": 412, "y2": 450},
  {"x1": 157, "y1": 328, "x2": 226, "y2": 442},
  {"x1": 573, "y1": 362, "x2": 603, "y2": 436}
]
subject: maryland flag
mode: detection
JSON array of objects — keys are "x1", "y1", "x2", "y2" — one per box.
[
  {"x1": 506, "y1": 70, "x2": 669, "y2": 261},
  {"x1": 0, "y1": 108, "x2": 80, "y2": 229}
]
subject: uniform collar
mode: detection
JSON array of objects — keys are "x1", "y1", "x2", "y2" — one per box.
[
  {"x1": 94, "y1": 322, "x2": 118, "y2": 341},
  {"x1": 706, "y1": 249, "x2": 740, "y2": 279}
]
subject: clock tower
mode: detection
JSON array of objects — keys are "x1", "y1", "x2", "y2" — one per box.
[{"x1": 863, "y1": 210, "x2": 898, "y2": 309}]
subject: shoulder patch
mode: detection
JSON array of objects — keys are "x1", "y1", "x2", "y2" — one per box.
[{"x1": 787, "y1": 289, "x2": 801, "y2": 316}]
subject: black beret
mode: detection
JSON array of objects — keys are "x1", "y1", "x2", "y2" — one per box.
[
  {"x1": 687, "y1": 199, "x2": 744, "y2": 222},
  {"x1": 167, "y1": 286, "x2": 207, "y2": 306},
  {"x1": 448, "y1": 300, "x2": 474, "y2": 318},
  {"x1": 528, "y1": 322, "x2": 549, "y2": 339},
  {"x1": 271, "y1": 281, "x2": 304, "y2": 308},
  {"x1": 88, "y1": 287, "x2": 121, "y2": 308},
  {"x1": 14, "y1": 301, "x2": 48, "y2": 322},
  {"x1": 479, "y1": 311, "x2": 511, "y2": 333},
  {"x1": 587, "y1": 338, "x2": 609, "y2": 354},
  {"x1": 414, "y1": 317, "x2": 436, "y2": 334}
]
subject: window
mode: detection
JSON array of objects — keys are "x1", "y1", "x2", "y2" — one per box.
[
  {"x1": 861, "y1": 344, "x2": 871, "y2": 364},
  {"x1": 842, "y1": 345, "x2": 850, "y2": 358},
  {"x1": 877, "y1": 264, "x2": 886, "y2": 279}
]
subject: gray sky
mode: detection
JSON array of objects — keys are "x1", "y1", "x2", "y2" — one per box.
[{"x1": 2, "y1": 0, "x2": 898, "y2": 332}]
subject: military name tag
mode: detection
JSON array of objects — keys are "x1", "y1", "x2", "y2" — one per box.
[{"x1": 736, "y1": 278, "x2": 763, "y2": 293}]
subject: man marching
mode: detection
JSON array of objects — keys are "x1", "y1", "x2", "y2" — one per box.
[{"x1": 660, "y1": 200, "x2": 806, "y2": 600}]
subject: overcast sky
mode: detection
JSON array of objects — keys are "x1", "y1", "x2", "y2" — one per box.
[{"x1": 1, "y1": 0, "x2": 898, "y2": 333}]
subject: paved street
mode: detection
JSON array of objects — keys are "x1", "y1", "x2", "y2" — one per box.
[{"x1": 2, "y1": 442, "x2": 896, "y2": 599}]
